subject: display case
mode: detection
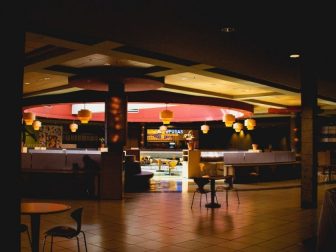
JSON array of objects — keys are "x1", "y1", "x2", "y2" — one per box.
[{"x1": 182, "y1": 149, "x2": 201, "y2": 178}]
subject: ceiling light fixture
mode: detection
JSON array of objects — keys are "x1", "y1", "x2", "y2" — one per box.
[
  {"x1": 233, "y1": 122, "x2": 243, "y2": 132},
  {"x1": 69, "y1": 122, "x2": 79, "y2": 132},
  {"x1": 159, "y1": 104, "x2": 173, "y2": 125},
  {"x1": 77, "y1": 104, "x2": 92, "y2": 124},
  {"x1": 244, "y1": 118, "x2": 256, "y2": 130},
  {"x1": 223, "y1": 114, "x2": 235, "y2": 127},
  {"x1": 289, "y1": 54, "x2": 300, "y2": 58},
  {"x1": 201, "y1": 123, "x2": 210, "y2": 134},
  {"x1": 23, "y1": 112, "x2": 36, "y2": 125},
  {"x1": 32, "y1": 120, "x2": 42, "y2": 130},
  {"x1": 221, "y1": 27, "x2": 235, "y2": 33},
  {"x1": 159, "y1": 125, "x2": 167, "y2": 132}
]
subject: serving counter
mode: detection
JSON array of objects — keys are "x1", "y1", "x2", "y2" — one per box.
[{"x1": 21, "y1": 149, "x2": 102, "y2": 198}]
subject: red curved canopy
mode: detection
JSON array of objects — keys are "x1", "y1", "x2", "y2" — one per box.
[{"x1": 24, "y1": 102, "x2": 252, "y2": 122}]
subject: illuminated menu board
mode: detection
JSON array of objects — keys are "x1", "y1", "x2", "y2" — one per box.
[{"x1": 147, "y1": 129, "x2": 187, "y2": 142}]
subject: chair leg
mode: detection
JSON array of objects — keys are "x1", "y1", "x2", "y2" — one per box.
[
  {"x1": 26, "y1": 229, "x2": 32, "y2": 249},
  {"x1": 50, "y1": 235, "x2": 54, "y2": 252},
  {"x1": 199, "y1": 193, "x2": 202, "y2": 207},
  {"x1": 191, "y1": 191, "x2": 196, "y2": 209},
  {"x1": 226, "y1": 189, "x2": 229, "y2": 206},
  {"x1": 42, "y1": 235, "x2": 47, "y2": 252},
  {"x1": 235, "y1": 189, "x2": 240, "y2": 204},
  {"x1": 81, "y1": 231, "x2": 88, "y2": 252},
  {"x1": 76, "y1": 236, "x2": 80, "y2": 251},
  {"x1": 215, "y1": 192, "x2": 218, "y2": 204}
]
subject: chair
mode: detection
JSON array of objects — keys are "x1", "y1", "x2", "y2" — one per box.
[
  {"x1": 42, "y1": 207, "x2": 87, "y2": 252},
  {"x1": 20, "y1": 223, "x2": 32, "y2": 250},
  {"x1": 167, "y1": 160, "x2": 178, "y2": 175},
  {"x1": 216, "y1": 165, "x2": 240, "y2": 206},
  {"x1": 191, "y1": 177, "x2": 218, "y2": 208},
  {"x1": 216, "y1": 175, "x2": 240, "y2": 206}
]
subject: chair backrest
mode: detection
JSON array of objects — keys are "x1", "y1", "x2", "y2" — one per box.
[
  {"x1": 193, "y1": 177, "x2": 209, "y2": 191},
  {"x1": 70, "y1": 207, "x2": 83, "y2": 234},
  {"x1": 169, "y1": 160, "x2": 178, "y2": 168}
]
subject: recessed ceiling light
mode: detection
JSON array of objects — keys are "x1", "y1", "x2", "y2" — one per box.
[
  {"x1": 104, "y1": 63, "x2": 111, "y2": 66},
  {"x1": 43, "y1": 77, "x2": 51, "y2": 80},
  {"x1": 24, "y1": 82, "x2": 31, "y2": 85},
  {"x1": 221, "y1": 27, "x2": 235, "y2": 33},
  {"x1": 289, "y1": 54, "x2": 300, "y2": 59}
]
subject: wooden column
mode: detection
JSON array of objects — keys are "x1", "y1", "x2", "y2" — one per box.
[
  {"x1": 100, "y1": 81, "x2": 127, "y2": 199},
  {"x1": 300, "y1": 51, "x2": 318, "y2": 208}
]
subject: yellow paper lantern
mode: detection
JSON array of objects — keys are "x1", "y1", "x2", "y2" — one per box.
[
  {"x1": 32, "y1": 120, "x2": 42, "y2": 130},
  {"x1": 69, "y1": 122, "x2": 78, "y2": 132},
  {"x1": 159, "y1": 125, "x2": 168, "y2": 132},
  {"x1": 233, "y1": 122, "x2": 243, "y2": 132},
  {"x1": 244, "y1": 118, "x2": 256, "y2": 130},
  {"x1": 77, "y1": 109, "x2": 92, "y2": 124},
  {"x1": 223, "y1": 114, "x2": 235, "y2": 127},
  {"x1": 201, "y1": 124, "x2": 210, "y2": 134},
  {"x1": 23, "y1": 112, "x2": 36, "y2": 125},
  {"x1": 159, "y1": 109, "x2": 173, "y2": 124}
]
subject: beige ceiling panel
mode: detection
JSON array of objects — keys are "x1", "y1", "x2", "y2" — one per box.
[
  {"x1": 23, "y1": 72, "x2": 69, "y2": 94},
  {"x1": 61, "y1": 53, "x2": 153, "y2": 68},
  {"x1": 254, "y1": 95, "x2": 301, "y2": 106},
  {"x1": 165, "y1": 72, "x2": 271, "y2": 96}
]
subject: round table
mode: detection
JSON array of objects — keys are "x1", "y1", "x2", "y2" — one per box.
[{"x1": 21, "y1": 202, "x2": 71, "y2": 252}]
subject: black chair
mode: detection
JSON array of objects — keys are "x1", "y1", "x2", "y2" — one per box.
[
  {"x1": 42, "y1": 207, "x2": 88, "y2": 252},
  {"x1": 20, "y1": 223, "x2": 32, "y2": 250},
  {"x1": 216, "y1": 175, "x2": 240, "y2": 206},
  {"x1": 191, "y1": 177, "x2": 218, "y2": 208}
]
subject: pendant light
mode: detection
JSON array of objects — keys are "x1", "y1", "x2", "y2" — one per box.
[
  {"x1": 233, "y1": 122, "x2": 243, "y2": 132},
  {"x1": 223, "y1": 114, "x2": 235, "y2": 127},
  {"x1": 244, "y1": 118, "x2": 256, "y2": 130},
  {"x1": 159, "y1": 125, "x2": 168, "y2": 132},
  {"x1": 77, "y1": 104, "x2": 92, "y2": 124},
  {"x1": 32, "y1": 120, "x2": 42, "y2": 130},
  {"x1": 201, "y1": 123, "x2": 210, "y2": 134},
  {"x1": 23, "y1": 112, "x2": 36, "y2": 125},
  {"x1": 69, "y1": 122, "x2": 78, "y2": 132},
  {"x1": 159, "y1": 103, "x2": 173, "y2": 125}
]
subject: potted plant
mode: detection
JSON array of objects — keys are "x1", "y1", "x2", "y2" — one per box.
[
  {"x1": 183, "y1": 130, "x2": 195, "y2": 150},
  {"x1": 99, "y1": 137, "x2": 105, "y2": 148}
]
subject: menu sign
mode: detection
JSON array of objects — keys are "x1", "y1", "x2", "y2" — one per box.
[{"x1": 147, "y1": 129, "x2": 186, "y2": 142}]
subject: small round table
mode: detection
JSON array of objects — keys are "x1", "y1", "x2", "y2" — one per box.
[{"x1": 21, "y1": 202, "x2": 71, "y2": 252}]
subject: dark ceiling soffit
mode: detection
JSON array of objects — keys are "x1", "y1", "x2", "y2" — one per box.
[
  {"x1": 26, "y1": 28, "x2": 104, "y2": 46},
  {"x1": 46, "y1": 65, "x2": 171, "y2": 76},
  {"x1": 25, "y1": 45, "x2": 74, "y2": 66},
  {"x1": 113, "y1": 46, "x2": 199, "y2": 66},
  {"x1": 207, "y1": 67, "x2": 300, "y2": 93},
  {"x1": 22, "y1": 90, "x2": 253, "y2": 112},
  {"x1": 45, "y1": 65, "x2": 81, "y2": 75}
]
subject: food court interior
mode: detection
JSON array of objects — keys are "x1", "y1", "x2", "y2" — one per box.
[{"x1": 10, "y1": 2, "x2": 336, "y2": 251}]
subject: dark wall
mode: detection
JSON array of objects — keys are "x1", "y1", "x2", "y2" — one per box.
[
  {"x1": 32, "y1": 117, "x2": 292, "y2": 151},
  {"x1": 199, "y1": 117, "x2": 291, "y2": 151}
]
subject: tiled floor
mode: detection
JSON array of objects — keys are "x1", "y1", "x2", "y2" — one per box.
[{"x1": 21, "y1": 183, "x2": 335, "y2": 252}]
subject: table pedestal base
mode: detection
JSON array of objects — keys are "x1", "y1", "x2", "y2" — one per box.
[{"x1": 205, "y1": 202, "x2": 221, "y2": 208}]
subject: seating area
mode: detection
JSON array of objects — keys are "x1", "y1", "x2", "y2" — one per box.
[
  {"x1": 20, "y1": 183, "x2": 336, "y2": 252},
  {"x1": 124, "y1": 155, "x2": 154, "y2": 192}
]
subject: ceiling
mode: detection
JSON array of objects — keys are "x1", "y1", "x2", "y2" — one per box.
[{"x1": 23, "y1": 1, "x2": 336, "y2": 117}]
